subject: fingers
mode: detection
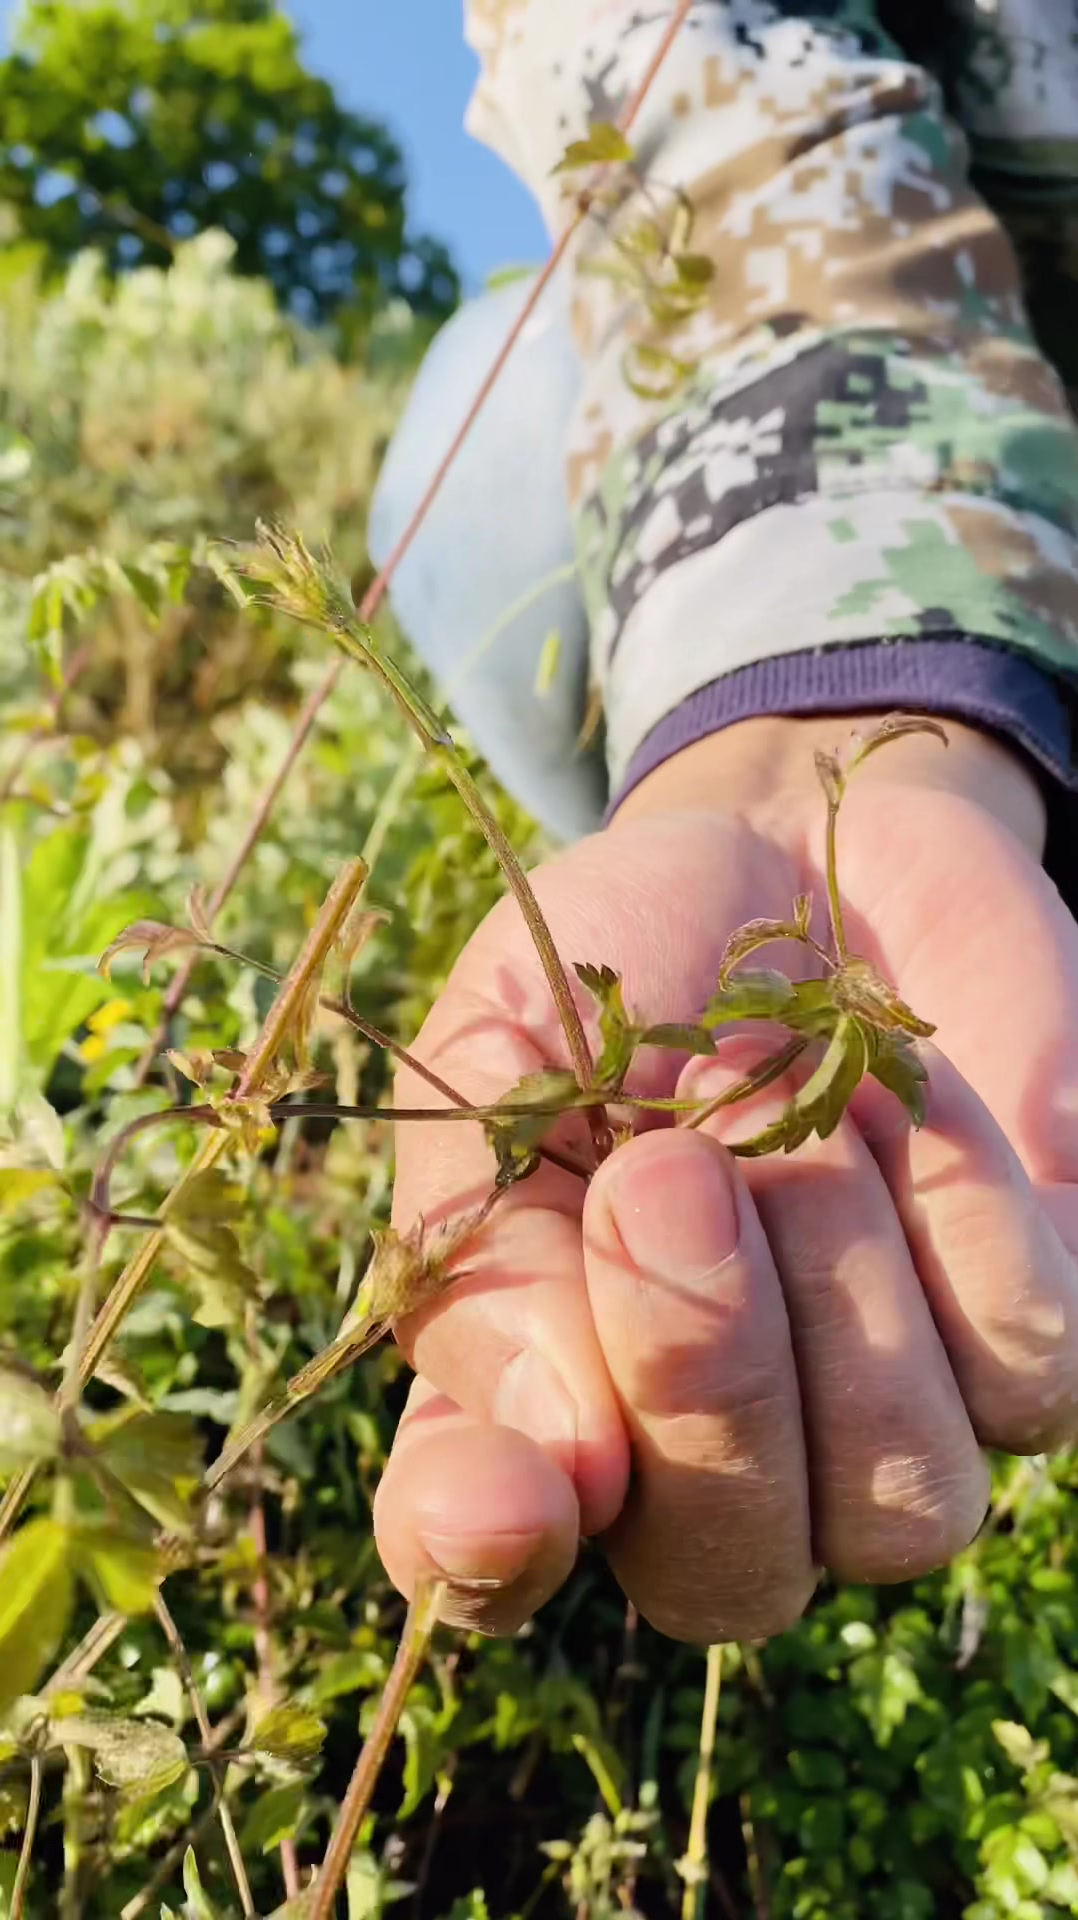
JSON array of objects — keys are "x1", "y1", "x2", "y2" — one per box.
[
  {"x1": 826, "y1": 780, "x2": 1078, "y2": 1189},
  {"x1": 582, "y1": 1126, "x2": 816, "y2": 1645},
  {"x1": 391, "y1": 814, "x2": 798, "y2": 1539},
  {"x1": 684, "y1": 1051, "x2": 989, "y2": 1585},
  {"x1": 373, "y1": 1377, "x2": 581, "y2": 1636},
  {"x1": 856, "y1": 1046, "x2": 1078, "y2": 1455}
]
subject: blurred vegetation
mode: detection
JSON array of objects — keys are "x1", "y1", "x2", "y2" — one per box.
[
  {"x1": 0, "y1": 0, "x2": 458, "y2": 340},
  {"x1": 0, "y1": 30, "x2": 1077, "y2": 1920}
]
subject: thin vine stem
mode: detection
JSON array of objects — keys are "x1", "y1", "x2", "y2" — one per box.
[
  {"x1": 154, "y1": 1592, "x2": 255, "y2": 1919},
  {"x1": 681, "y1": 1643, "x2": 723, "y2": 1920},
  {"x1": 10, "y1": 1754, "x2": 42, "y2": 1920},
  {"x1": 309, "y1": 1578, "x2": 445, "y2": 1920}
]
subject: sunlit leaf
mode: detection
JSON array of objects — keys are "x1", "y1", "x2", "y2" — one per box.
[
  {"x1": 248, "y1": 1701, "x2": 327, "y2": 1765},
  {"x1": 182, "y1": 1844, "x2": 223, "y2": 1916},
  {"x1": 552, "y1": 122, "x2": 635, "y2": 173},
  {"x1": 76, "y1": 1528, "x2": 162, "y2": 1614},
  {"x1": 993, "y1": 1720, "x2": 1046, "y2": 1773},
  {"x1": 0, "y1": 1519, "x2": 74, "y2": 1714},
  {"x1": 0, "y1": 1168, "x2": 60, "y2": 1213},
  {"x1": 93, "y1": 1410, "x2": 204, "y2": 1534},
  {"x1": 0, "y1": 1368, "x2": 60, "y2": 1474},
  {"x1": 53, "y1": 1711, "x2": 188, "y2": 1795}
]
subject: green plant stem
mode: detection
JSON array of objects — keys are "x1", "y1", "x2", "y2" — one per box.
[
  {"x1": 309, "y1": 1578, "x2": 445, "y2": 1920},
  {"x1": 58, "y1": 1210, "x2": 109, "y2": 1418},
  {"x1": 154, "y1": 1592, "x2": 255, "y2": 1919},
  {"x1": 823, "y1": 793, "x2": 848, "y2": 961},
  {"x1": 326, "y1": 610, "x2": 598, "y2": 1134},
  {"x1": 234, "y1": 857, "x2": 367, "y2": 1100},
  {"x1": 10, "y1": 1754, "x2": 41, "y2": 1920},
  {"x1": 681, "y1": 1643, "x2": 723, "y2": 1920}
]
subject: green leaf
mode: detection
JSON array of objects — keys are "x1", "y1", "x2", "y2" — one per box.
[
  {"x1": 0, "y1": 1518, "x2": 75, "y2": 1715},
  {"x1": 182, "y1": 1846, "x2": 222, "y2": 1917},
  {"x1": 53, "y1": 1711, "x2": 188, "y2": 1797},
  {"x1": 729, "y1": 1017, "x2": 868, "y2": 1160},
  {"x1": 552, "y1": 122, "x2": 635, "y2": 173},
  {"x1": 574, "y1": 963, "x2": 639, "y2": 1090},
  {"x1": 76, "y1": 1529, "x2": 162, "y2": 1615},
  {"x1": 868, "y1": 1035, "x2": 929, "y2": 1127},
  {"x1": 248, "y1": 1702, "x2": 327, "y2": 1766},
  {"x1": 241, "y1": 1781, "x2": 307, "y2": 1856},
  {"x1": 134, "y1": 1667, "x2": 186, "y2": 1728},
  {"x1": 164, "y1": 1217, "x2": 260, "y2": 1332},
  {"x1": 672, "y1": 251, "x2": 715, "y2": 286},
  {"x1": 703, "y1": 970, "x2": 796, "y2": 1027},
  {"x1": 92, "y1": 1410, "x2": 204, "y2": 1534},
  {"x1": 0, "y1": 1369, "x2": 60, "y2": 1474},
  {"x1": 0, "y1": 1168, "x2": 60, "y2": 1213},
  {"x1": 782, "y1": 979, "x2": 841, "y2": 1038},
  {"x1": 640, "y1": 1023, "x2": 717, "y2": 1056},
  {"x1": 993, "y1": 1720, "x2": 1047, "y2": 1773},
  {"x1": 484, "y1": 1067, "x2": 583, "y2": 1187},
  {"x1": 792, "y1": 1015, "x2": 869, "y2": 1145}
]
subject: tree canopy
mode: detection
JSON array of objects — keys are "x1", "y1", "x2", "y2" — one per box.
[{"x1": 0, "y1": 0, "x2": 458, "y2": 333}]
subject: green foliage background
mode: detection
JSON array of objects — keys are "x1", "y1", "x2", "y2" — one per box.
[{"x1": 0, "y1": 39, "x2": 1077, "y2": 1920}]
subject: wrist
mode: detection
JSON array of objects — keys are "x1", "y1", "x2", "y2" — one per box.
[{"x1": 611, "y1": 711, "x2": 1047, "y2": 860}]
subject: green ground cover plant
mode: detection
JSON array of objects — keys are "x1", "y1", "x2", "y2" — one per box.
[{"x1": 2, "y1": 7, "x2": 1078, "y2": 1914}]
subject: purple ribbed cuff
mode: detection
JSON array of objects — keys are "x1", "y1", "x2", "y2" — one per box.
[{"x1": 613, "y1": 636, "x2": 1077, "y2": 809}]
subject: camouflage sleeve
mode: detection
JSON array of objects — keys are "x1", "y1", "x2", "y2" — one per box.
[
  {"x1": 938, "y1": 1, "x2": 1078, "y2": 406},
  {"x1": 465, "y1": 0, "x2": 1078, "y2": 807}
]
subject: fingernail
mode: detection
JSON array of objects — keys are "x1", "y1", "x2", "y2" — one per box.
[
  {"x1": 493, "y1": 1348, "x2": 579, "y2": 1464},
  {"x1": 419, "y1": 1528, "x2": 540, "y2": 1586},
  {"x1": 607, "y1": 1133, "x2": 739, "y2": 1286}
]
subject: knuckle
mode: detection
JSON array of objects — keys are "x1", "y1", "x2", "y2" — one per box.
[
  {"x1": 824, "y1": 1454, "x2": 990, "y2": 1585},
  {"x1": 638, "y1": 1569, "x2": 818, "y2": 1647}
]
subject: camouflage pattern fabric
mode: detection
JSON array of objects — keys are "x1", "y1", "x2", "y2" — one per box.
[{"x1": 464, "y1": 0, "x2": 1078, "y2": 791}]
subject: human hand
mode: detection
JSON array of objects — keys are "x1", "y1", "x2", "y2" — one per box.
[{"x1": 374, "y1": 715, "x2": 1078, "y2": 1642}]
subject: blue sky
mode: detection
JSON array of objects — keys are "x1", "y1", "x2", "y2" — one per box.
[
  {"x1": 292, "y1": 1, "x2": 548, "y2": 290},
  {"x1": 0, "y1": 0, "x2": 549, "y2": 291}
]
